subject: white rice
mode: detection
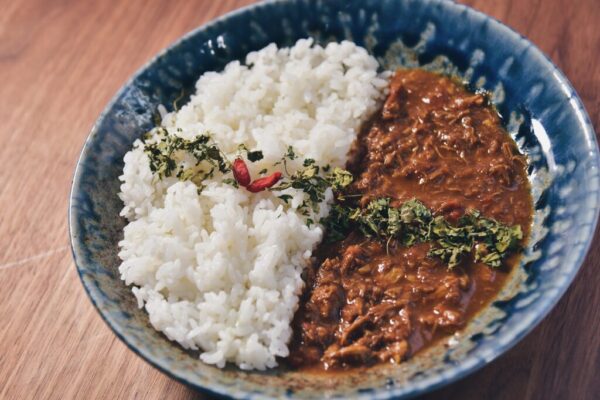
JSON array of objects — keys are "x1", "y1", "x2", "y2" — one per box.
[{"x1": 118, "y1": 39, "x2": 388, "y2": 370}]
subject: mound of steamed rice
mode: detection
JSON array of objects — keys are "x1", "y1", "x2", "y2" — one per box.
[{"x1": 118, "y1": 39, "x2": 388, "y2": 370}]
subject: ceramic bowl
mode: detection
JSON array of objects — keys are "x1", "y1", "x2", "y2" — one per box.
[{"x1": 69, "y1": 0, "x2": 600, "y2": 398}]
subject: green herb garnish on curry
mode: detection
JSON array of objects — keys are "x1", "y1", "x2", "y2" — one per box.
[{"x1": 142, "y1": 131, "x2": 522, "y2": 272}]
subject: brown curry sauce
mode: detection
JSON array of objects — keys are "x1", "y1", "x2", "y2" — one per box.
[{"x1": 288, "y1": 69, "x2": 533, "y2": 371}]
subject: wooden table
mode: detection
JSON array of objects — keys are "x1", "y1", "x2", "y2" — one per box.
[{"x1": 1, "y1": 0, "x2": 598, "y2": 399}]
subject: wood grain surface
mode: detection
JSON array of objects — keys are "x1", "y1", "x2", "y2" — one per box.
[{"x1": 0, "y1": 0, "x2": 598, "y2": 399}]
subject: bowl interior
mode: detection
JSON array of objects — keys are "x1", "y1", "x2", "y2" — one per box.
[{"x1": 69, "y1": 0, "x2": 599, "y2": 398}]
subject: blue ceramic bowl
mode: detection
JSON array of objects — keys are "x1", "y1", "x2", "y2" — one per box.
[{"x1": 69, "y1": 0, "x2": 600, "y2": 398}]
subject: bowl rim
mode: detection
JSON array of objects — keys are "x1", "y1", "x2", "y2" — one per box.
[{"x1": 69, "y1": 0, "x2": 600, "y2": 398}]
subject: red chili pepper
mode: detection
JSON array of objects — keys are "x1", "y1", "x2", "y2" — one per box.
[
  {"x1": 246, "y1": 172, "x2": 282, "y2": 193},
  {"x1": 232, "y1": 158, "x2": 251, "y2": 187}
]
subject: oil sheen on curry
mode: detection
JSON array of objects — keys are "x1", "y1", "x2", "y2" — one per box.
[{"x1": 288, "y1": 69, "x2": 533, "y2": 371}]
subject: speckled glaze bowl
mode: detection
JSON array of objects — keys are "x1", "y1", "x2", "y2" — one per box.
[{"x1": 69, "y1": 0, "x2": 600, "y2": 398}]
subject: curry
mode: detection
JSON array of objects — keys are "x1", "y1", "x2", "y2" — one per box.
[{"x1": 288, "y1": 69, "x2": 533, "y2": 371}]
